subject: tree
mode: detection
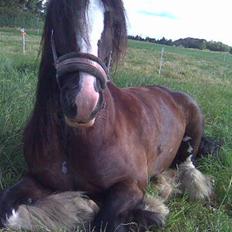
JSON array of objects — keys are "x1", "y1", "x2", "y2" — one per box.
[
  {"x1": 0, "y1": 0, "x2": 45, "y2": 14},
  {"x1": 25, "y1": 0, "x2": 44, "y2": 14},
  {"x1": 156, "y1": 37, "x2": 173, "y2": 46}
]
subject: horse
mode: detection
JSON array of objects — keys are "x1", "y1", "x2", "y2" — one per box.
[{"x1": 0, "y1": 0, "x2": 219, "y2": 231}]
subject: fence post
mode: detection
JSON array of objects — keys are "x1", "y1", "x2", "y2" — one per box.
[
  {"x1": 159, "y1": 47, "x2": 164, "y2": 76},
  {"x1": 37, "y1": 17, "x2": 40, "y2": 34},
  {"x1": 20, "y1": 28, "x2": 26, "y2": 54},
  {"x1": 223, "y1": 53, "x2": 227, "y2": 63}
]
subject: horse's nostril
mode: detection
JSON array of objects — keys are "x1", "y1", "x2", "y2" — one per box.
[
  {"x1": 61, "y1": 94, "x2": 77, "y2": 119},
  {"x1": 64, "y1": 104, "x2": 77, "y2": 119}
]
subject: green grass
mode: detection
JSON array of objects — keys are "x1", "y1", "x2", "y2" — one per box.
[{"x1": 0, "y1": 28, "x2": 232, "y2": 231}]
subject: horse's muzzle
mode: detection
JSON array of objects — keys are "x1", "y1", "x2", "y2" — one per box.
[{"x1": 63, "y1": 73, "x2": 103, "y2": 128}]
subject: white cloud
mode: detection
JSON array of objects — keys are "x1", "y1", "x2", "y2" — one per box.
[{"x1": 123, "y1": 0, "x2": 232, "y2": 46}]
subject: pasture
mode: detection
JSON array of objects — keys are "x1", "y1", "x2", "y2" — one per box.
[{"x1": 0, "y1": 28, "x2": 232, "y2": 231}]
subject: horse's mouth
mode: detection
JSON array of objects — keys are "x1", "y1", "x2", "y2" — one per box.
[
  {"x1": 64, "y1": 91, "x2": 103, "y2": 128},
  {"x1": 65, "y1": 117, "x2": 96, "y2": 128}
]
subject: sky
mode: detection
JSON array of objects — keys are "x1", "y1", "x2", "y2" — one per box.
[{"x1": 123, "y1": 0, "x2": 232, "y2": 46}]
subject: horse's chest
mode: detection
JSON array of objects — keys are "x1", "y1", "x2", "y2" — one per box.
[{"x1": 69, "y1": 146, "x2": 142, "y2": 193}]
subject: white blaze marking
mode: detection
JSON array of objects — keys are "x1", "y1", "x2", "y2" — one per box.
[
  {"x1": 78, "y1": 0, "x2": 105, "y2": 97},
  {"x1": 80, "y1": 0, "x2": 105, "y2": 56}
]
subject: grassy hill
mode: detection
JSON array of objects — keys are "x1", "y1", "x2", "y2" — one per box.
[{"x1": 0, "y1": 28, "x2": 232, "y2": 231}]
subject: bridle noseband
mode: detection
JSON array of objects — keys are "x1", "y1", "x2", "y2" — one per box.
[{"x1": 51, "y1": 31, "x2": 110, "y2": 90}]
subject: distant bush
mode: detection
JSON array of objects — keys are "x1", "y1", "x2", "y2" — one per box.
[
  {"x1": 156, "y1": 37, "x2": 173, "y2": 46},
  {"x1": 128, "y1": 35, "x2": 146, "y2": 42},
  {"x1": 0, "y1": 7, "x2": 43, "y2": 28},
  {"x1": 145, "y1": 37, "x2": 156, "y2": 43},
  {"x1": 173, "y1": 38, "x2": 207, "y2": 50},
  {"x1": 206, "y1": 41, "x2": 230, "y2": 52}
]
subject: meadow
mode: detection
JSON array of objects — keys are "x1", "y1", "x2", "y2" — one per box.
[{"x1": 0, "y1": 28, "x2": 232, "y2": 231}]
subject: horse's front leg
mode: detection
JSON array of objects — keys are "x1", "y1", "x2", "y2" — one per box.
[
  {"x1": 93, "y1": 180, "x2": 144, "y2": 232},
  {"x1": 0, "y1": 175, "x2": 50, "y2": 227}
]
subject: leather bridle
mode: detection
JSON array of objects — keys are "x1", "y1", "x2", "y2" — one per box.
[{"x1": 51, "y1": 31, "x2": 110, "y2": 90}]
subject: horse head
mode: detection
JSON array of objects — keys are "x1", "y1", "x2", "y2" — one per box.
[{"x1": 41, "y1": 0, "x2": 127, "y2": 127}]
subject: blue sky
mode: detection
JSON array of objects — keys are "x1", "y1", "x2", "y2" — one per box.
[{"x1": 124, "y1": 0, "x2": 232, "y2": 46}]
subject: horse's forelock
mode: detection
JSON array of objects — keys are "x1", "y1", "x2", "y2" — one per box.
[{"x1": 44, "y1": 0, "x2": 90, "y2": 54}]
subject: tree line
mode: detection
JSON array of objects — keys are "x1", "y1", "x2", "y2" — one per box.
[
  {"x1": 0, "y1": 0, "x2": 45, "y2": 14},
  {"x1": 0, "y1": 0, "x2": 47, "y2": 28},
  {"x1": 128, "y1": 35, "x2": 232, "y2": 54}
]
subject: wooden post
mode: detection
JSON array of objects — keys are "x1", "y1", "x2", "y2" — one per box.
[
  {"x1": 37, "y1": 17, "x2": 40, "y2": 34},
  {"x1": 159, "y1": 47, "x2": 164, "y2": 76},
  {"x1": 223, "y1": 53, "x2": 227, "y2": 63},
  {"x1": 20, "y1": 28, "x2": 26, "y2": 54}
]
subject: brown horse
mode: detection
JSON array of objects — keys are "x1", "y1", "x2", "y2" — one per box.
[{"x1": 0, "y1": 0, "x2": 219, "y2": 231}]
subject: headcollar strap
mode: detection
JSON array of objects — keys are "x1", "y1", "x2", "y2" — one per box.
[
  {"x1": 51, "y1": 30, "x2": 109, "y2": 90},
  {"x1": 51, "y1": 30, "x2": 58, "y2": 65}
]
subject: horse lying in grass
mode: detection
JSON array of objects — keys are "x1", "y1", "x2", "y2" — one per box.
[{"x1": 0, "y1": 0, "x2": 220, "y2": 231}]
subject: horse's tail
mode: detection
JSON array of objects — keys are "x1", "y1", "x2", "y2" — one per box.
[
  {"x1": 5, "y1": 192, "x2": 99, "y2": 231},
  {"x1": 197, "y1": 135, "x2": 223, "y2": 157}
]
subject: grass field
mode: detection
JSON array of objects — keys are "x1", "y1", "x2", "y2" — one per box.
[{"x1": 0, "y1": 28, "x2": 232, "y2": 231}]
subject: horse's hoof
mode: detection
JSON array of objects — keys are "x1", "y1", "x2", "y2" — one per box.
[
  {"x1": 133, "y1": 209, "x2": 166, "y2": 230},
  {"x1": 0, "y1": 208, "x2": 18, "y2": 228},
  {"x1": 0, "y1": 191, "x2": 20, "y2": 229}
]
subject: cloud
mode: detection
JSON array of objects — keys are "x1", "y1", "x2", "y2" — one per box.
[
  {"x1": 138, "y1": 10, "x2": 177, "y2": 20},
  {"x1": 124, "y1": 0, "x2": 232, "y2": 46}
]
